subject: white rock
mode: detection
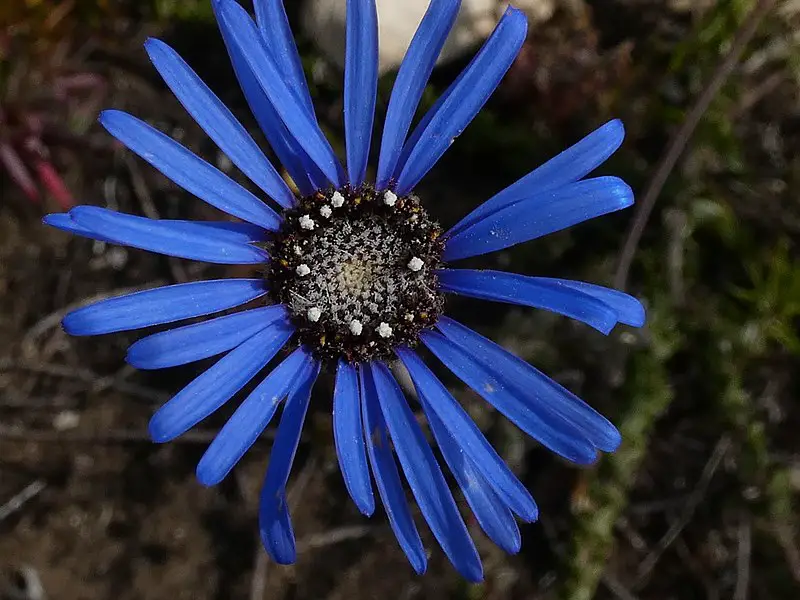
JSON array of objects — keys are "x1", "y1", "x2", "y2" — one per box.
[
  {"x1": 509, "y1": 0, "x2": 556, "y2": 22},
  {"x1": 302, "y1": 0, "x2": 555, "y2": 74},
  {"x1": 53, "y1": 410, "x2": 80, "y2": 431}
]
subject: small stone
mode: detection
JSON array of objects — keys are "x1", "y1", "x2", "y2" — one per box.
[
  {"x1": 106, "y1": 247, "x2": 128, "y2": 270},
  {"x1": 299, "y1": 215, "x2": 316, "y2": 230},
  {"x1": 331, "y1": 191, "x2": 345, "y2": 207},
  {"x1": 377, "y1": 322, "x2": 393, "y2": 338},
  {"x1": 53, "y1": 410, "x2": 80, "y2": 431},
  {"x1": 407, "y1": 256, "x2": 424, "y2": 272},
  {"x1": 307, "y1": 307, "x2": 322, "y2": 322},
  {"x1": 349, "y1": 319, "x2": 363, "y2": 335},
  {"x1": 296, "y1": 264, "x2": 311, "y2": 277},
  {"x1": 383, "y1": 190, "x2": 398, "y2": 207},
  {"x1": 293, "y1": 245, "x2": 303, "y2": 256},
  {"x1": 320, "y1": 205, "x2": 333, "y2": 218}
]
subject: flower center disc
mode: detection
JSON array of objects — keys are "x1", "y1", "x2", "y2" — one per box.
[{"x1": 267, "y1": 186, "x2": 445, "y2": 363}]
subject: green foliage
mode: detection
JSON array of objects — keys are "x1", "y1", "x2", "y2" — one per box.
[
  {"x1": 152, "y1": 0, "x2": 215, "y2": 23},
  {"x1": 733, "y1": 240, "x2": 800, "y2": 354},
  {"x1": 669, "y1": 0, "x2": 754, "y2": 74},
  {"x1": 562, "y1": 303, "x2": 680, "y2": 600},
  {"x1": 557, "y1": 1, "x2": 799, "y2": 598}
]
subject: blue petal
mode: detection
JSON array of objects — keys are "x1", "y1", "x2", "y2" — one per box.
[
  {"x1": 246, "y1": 0, "x2": 343, "y2": 190},
  {"x1": 368, "y1": 362, "x2": 483, "y2": 583},
  {"x1": 48, "y1": 212, "x2": 268, "y2": 245},
  {"x1": 448, "y1": 120, "x2": 626, "y2": 236},
  {"x1": 396, "y1": 347, "x2": 538, "y2": 522},
  {"x1": 443, "y1": 176, "x2": 634, "y2": 262},
  {"x1": 197, "y1": 347, "x2": 313, "y2": 486},
  {"x1": 344, "y1": 0, "x2": 378, "y2": 186},
  {"x1": 160, "y1": 219, "x2": 268, "y2": 244},
  {"x1": 544, "y1": 279, "x2": 646, "y2": 327},
  {"x1": 148, "y1": 323, "x2": 294, "y2": 443},
  {"x1": 99, "y1": 110, "x2": 282, "y2": 230},
  {"x1": 144, "y1": 37, "x2": 296, "y2": 210},
  {"x1": 68, "y1": 206, "x2": 270, "y2": 265},
  {"x1": 43, "y1": 213, "x2": 113, "y2": 243},
  {"x1": 212, "y1": 1, "x2": 317, "y2": 195},
  {"x1": 360, "y1": 365, "x2": 426, "y2": 574},
  {"x1": 425, "y1": 406, "x2": 521, "y2": 554},
  {"x1": 148, "y1": 219, "x2": 268, "y2": 243},
  {"x1": 437, "y1": 317, "x2": 621, "y2": 452},
  {"x1": 389, "y1": 10, "x2": 521, "y2": 194},
  {"x1": 393, "y1": 7, "x2": 528, "y2": 195},
  {"x1": 376, "y1": 0, "x2": 460, "y2": 189},
  {"x1": 63, "y1": 279, "x2": 267, "y2": 336},
  {"x1": 333, "y1": 360, "x2": 375, "y2": 515},
  {"x1": 252, "y1": 0, "x2": 316, "y2": 119},
  {"x1": 216, "y1": 0, "x2": 342, "y2": 186},
  {"x1": 126, "y1": 305, "x2": 290, "y2": 370},
  {"x1": 259, "y1": 357, "x2": 321, "y2": 564},
  {"x1": 438, "y1": 269, "x2": 618, "y2": 334},
  {"x1": 421, "y1": 330, "x2": 599, "y2": 464}
]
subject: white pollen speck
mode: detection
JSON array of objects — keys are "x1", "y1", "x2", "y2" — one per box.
[
  {"x1": 299, "y1": 214, "x2": 316, "y2": 230},
  {"x1": 349, "y1": 319, "x2": 363, "y2": 335},
  {"x1": 296, "y1": 263, "x2": 311, "y2": 277},
  {"x1": 319, "y1": 205, "x2": 332, "y2": 218},
  {"x1": 331, "y1": 191, "x2": 345, "y2": 207},
  {"x1": 377, "y1": 322, "x2": 393, "y2": 338},
  {"x1": 383, "y1": 190, "x2": 398, "y2": 207},
  {"x1": 307, "y1": 307, "x2": 322, "y2": 322},
  {"x1": 407, "y1": 256, "x2": 424, "y2": 272}
]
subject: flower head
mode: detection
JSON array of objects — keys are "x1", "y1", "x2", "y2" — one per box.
[{"x1": 44, "y1": 0, "x2": 644, "y2": 581}]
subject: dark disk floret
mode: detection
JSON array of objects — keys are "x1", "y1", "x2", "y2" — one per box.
[{"x1": 266, "y1": 185, "x2": 445, "y2": 362}]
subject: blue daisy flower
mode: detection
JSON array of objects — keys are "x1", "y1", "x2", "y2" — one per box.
[{"x1": 44, "y1": 0, "x2": 645, "y2": 582}]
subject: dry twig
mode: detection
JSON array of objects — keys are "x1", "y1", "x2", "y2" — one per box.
[
  {"x1": 249, "y1": 458, "x2": 319, "y2": 600},
  {"x1": 613, "y1": 0, "x2": 779, "y2": 291},
  {"x1": 20, "y1": 282, "x2": 166, "y2": 356},
  {"x1": 0, "y1": 480, "x2": 47, "y2": 522},
  {"x1": 0, "y1": 423, "x2": 224, "y2": 444},
  {"x1": 634, "y1": 437, "x2": 731, "y2": 586},
  {"x1": 734, "y1": 514, "x2": 752, "y2": 600},
  {"x1": 296, "y1": 525, "x2": 374, "y2": 552},
  {"x1": 0, "y1": 358, "x2": 171, "y2": 404}
]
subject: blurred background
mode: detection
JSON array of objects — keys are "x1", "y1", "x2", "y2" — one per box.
[{"x1": 1, "y1": 0, "x2": 798, "y2": 598}]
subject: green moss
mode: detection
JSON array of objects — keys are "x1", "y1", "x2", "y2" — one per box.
[
  {"x1": 152, "y1": 0, "x2": 215, "y2": 23},
  {"x1": 562, "y1": 305, "x2": 680, "y2": 600}
]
